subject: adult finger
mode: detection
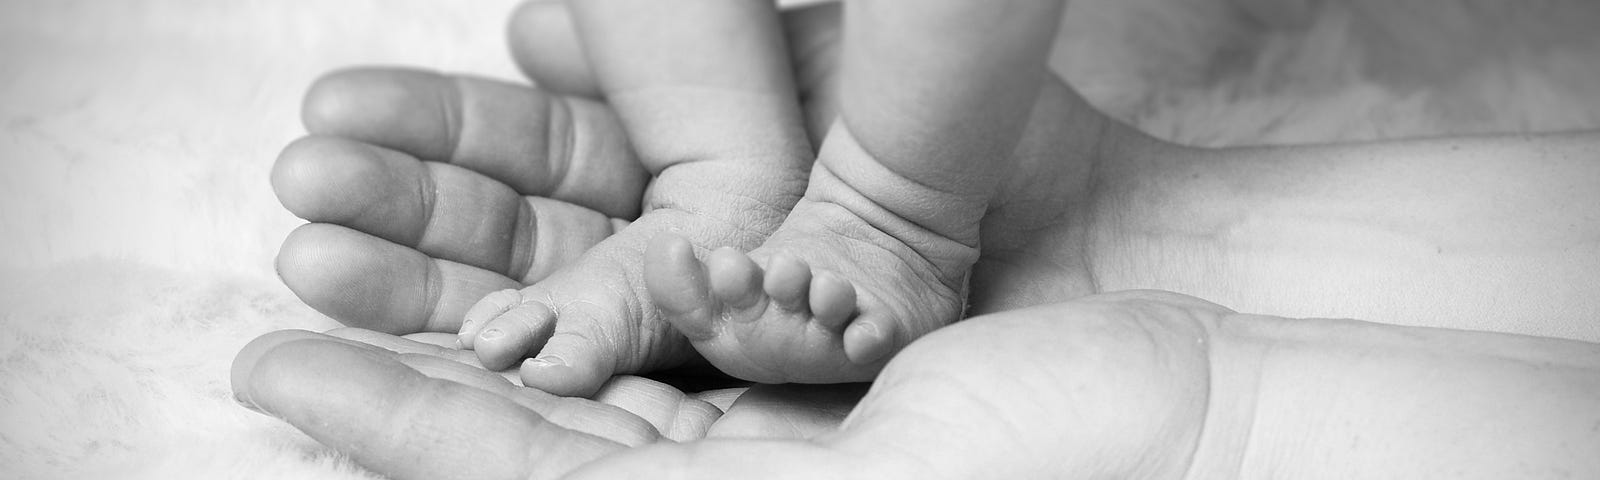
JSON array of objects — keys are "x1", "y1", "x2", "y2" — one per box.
[
  {"x1": 324, "y1": 328, "x2": 668, "y2": 447},
  {"x1": 276, "y1": 223, "x2": 519, "y2": 334},
  {"x1": 572, "y1": 294, "x2": 1217, "y2": 479},
  {"x1": 274, "y1": 136, "x2": 621, "y2": 283},
  {"x1": 706, "y1": 383, "x2": 864, "y2": 439},
  {"x1": 506, "y1": 1, "x2": 599, "y2": 97},
  {"x1": 232, "y1": 332, "x2": 624, "y2": 480},
  {"x1": 592, "y1": 375, "x2": 723, "y2": 442},
  {"x1": 301, "y1": 67, "x2": 647, "y2": 219}
]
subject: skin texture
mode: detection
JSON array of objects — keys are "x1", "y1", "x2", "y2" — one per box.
[
  {"x1": 451, "y1": 0, "x2": 831, "y2": 397},
  {"x1": 252, "y1": 0, "x2": 1600, "y2": 477},
  {"x1": 639, "y1": 0, "x2": 1066, "y2": 384},
  {"x1": 234, "y1": 291, "x2": 1600, "y2": 480}
]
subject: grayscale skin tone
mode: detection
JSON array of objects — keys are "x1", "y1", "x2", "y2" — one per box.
[
  {"x1": 249, "y1": 0, "x2": 1600, "y2": 478},
  {"x1": 455, "y1": 0, "x2": 1067, "y2": 389},
  {"x1": 635, "y1": 0, "x2": 1065, "y2": 383}
]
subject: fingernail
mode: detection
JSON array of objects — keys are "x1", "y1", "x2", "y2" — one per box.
[
  {"x1": 525, "y1": 355, "x2": 566, "y2": 368},
  {"x1": 479, "y1": 328, "x2": 504, "y2": 340},
  {"x1": 457, "y1": 318, "x2": 475, "y2": 335}
]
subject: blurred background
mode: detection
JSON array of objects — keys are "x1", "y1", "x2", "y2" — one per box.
[{"x1": 0, "y1": 0, "x2": 1596, "y2": 477}]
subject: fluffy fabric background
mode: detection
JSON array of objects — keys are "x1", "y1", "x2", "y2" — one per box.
[{"x1": 0, "y1": 0, "x2": 1595, "y2": 477}]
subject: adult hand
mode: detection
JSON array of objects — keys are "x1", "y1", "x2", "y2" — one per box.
[
  {"x1": 258, "y1": 0, "x2": 897, "y2": 456},
  {"x1": 255, "y1": 0, "x2": 934, "y2": 439},
  {"x1": 247, "y1": 0, "x2": 1106, "y2": 471},
  {"x1": 230, "y1": 290, "x2": 1225, "y2": 480},
  {"x1": 240, "y1": 0, "x2": 1600, "y2": 476},
  {"x1": 256, "y1": 0, "x2": 1135, "y2": 452},
  {"x1": 269, "y1": 0, "x2": 1104, "y2": 381},
  {"x1": 236, "y1": 290, "x2": 1600, "y2": 479},
  {"x1": 275, "y1": 0, "x2": 847, "y2": 396}
]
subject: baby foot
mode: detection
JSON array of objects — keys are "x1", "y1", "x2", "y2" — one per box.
[
  {"x1": 641, "y1": 0, "x2": 1062, "y2": 384},
  {"x1": 644, "y1": 127, "x2": 985, "y2": 384},
  {"x1": 457, "y1": 0, "x2": 820, "y2": 396}
]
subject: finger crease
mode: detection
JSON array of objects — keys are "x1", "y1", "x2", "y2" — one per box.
[
  {"x1": 439, "y1": 76, "x2": 466, "y2": 164},
  {"x1": 543, "y1": 95, "x2": 576, "y2": 195}
]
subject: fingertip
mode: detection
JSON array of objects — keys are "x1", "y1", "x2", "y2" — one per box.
[
  {"x1": 272, "y1": 137, "x2": 408, "y2": 227},
  {"x1": 302, "y1": 68, "x2": 451, "y2": 159},
  {"x1": 231, "y1": 330, "x2": 327, "y2": 412},
  {"x1": 271, "y1": 137, "x2": 339, "y2": 220},
  {"x1": 507, "y1": 0, "x2": 601, "y2": 97},
  {"x1": 276, "y1": 224, "x2": 431, "y2": 334},
  {"x1": 236, "y1": 336, "x2": 406, "y2": 426},
  {"x1": 239, "y1": 336, "x2": 602, "y2": 480},
  {"x1": 301, "y1": 68, "x2": 373, "y2": 133}
]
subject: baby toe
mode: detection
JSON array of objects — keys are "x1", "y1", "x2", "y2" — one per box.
[
  {"x1": 808, "y1": 272, "x2": 857, "y2": 329},
  {"x1": 762, "y1": 253, "x2": 813, "y2": 311},
  {"x1": 473, "y1": 302, "x2": 557, "y2": 370},
  {"x1": 707, "y1": 247, "x2": 764, "y2": 312},
  {"x1": 643, "y1": 233, "x2": 718, "y2": 339},
  {"x1": 843, "y1": 318, "x2": 897, "y2": 365},
  {"x1": 521, "y1": 330, "x2": 614, "y2": 397},
  {"x1": 460, "y1": 288, "x2": 526, "y2": 348}
]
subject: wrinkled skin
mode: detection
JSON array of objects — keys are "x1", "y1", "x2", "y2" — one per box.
[{"x1": 235, "y1": 289, "x2": 1600, "y2": 479}]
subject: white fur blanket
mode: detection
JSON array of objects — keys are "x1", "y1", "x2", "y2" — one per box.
[{"x1": 1, "y1": 0, "x2": 1596, "y2": 477}]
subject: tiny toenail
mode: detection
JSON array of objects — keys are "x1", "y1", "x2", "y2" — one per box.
[
  {"x1": 479, "y1": 328, "x2": 504, "y2": 340},
  {"x1": 526, "y1": 356, "x2": 566, "y2": 368}
]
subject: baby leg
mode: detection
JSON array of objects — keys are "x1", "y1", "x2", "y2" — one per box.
[
  {"x1": 456, "y1": 0, "x2": 815, "y2": 396},
  {"x1": 645, "y1": 0, "x2": 1067, "y2": 383}
]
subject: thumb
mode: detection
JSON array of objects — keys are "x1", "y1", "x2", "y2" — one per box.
[{"x1": 233, "y1": 331, "x2": 622, "y2": 480}]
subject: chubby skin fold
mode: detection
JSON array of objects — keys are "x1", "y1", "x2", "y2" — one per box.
[
  {"x1": 640, "y1": 0, "x2": 1066, "y2": 383},
  {"x1": 449, "y1": 0, "x2": 1068, "y2": 389},
  {"x1": 452, "y1": 0, "x2": 816, "y2": 396}
]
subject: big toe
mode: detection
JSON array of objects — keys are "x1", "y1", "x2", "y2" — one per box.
[
  {"x1": 471, "y1": 299, "x2": 558, "y2": 371},
  {"x1": 843, "y1": 318, "x2": 898, "y2": 365},
  {"x1": 643, "y1": 233, "x2": 716, "y2": 339},
  {"x1": 277, "y1": 223, "x2": 518, "y2": 334},
  {"x1": 521, "y1": 331, "x2": 616, "y2": 397}
]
